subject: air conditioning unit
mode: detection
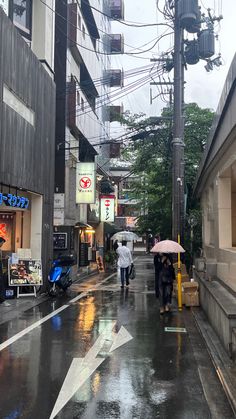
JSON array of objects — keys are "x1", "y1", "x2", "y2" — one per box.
[
  {"x1": 110, "y1": 34, "x2": 124, "y2": 54},
  {"x1": 110, "y1": 0, "x2": 124, "y2": 20},
  {"x1": 104, "y1": 69, "x2": 124, "y2": 87},
  {"x1": 108, "y1": 105, "x2": 123, "y2": 122}
]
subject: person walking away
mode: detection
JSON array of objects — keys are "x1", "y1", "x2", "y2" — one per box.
[
  {"x1": 113, "y1": 240, "x2": 119, "y2": 252},
  {"x1": 116, "y1": 240, "x2": 133, "y2": 288},
  {"x1": 0, "y1": 237, "x2": 10, "y2": 307},
  {"x1": 153, "y1": 253, "x2": 162, "y2": 299},
  {"x1": 158, "y1": 254, "x2": 175, "y2": 314}
]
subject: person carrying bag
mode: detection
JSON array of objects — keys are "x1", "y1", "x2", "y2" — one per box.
[
  {"x1": 158, "y1": 254, "x2": 175, "y2": 314},
  {"x1": 129, "y1": 263, "x2": 136, "y2": 280}
]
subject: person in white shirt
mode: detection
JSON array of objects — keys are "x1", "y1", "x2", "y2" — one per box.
[{"x1": 116, "y1": 240, "x2": 133, "y2": 288}]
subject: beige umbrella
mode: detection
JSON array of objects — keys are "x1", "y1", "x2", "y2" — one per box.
[
  {"x1": 150, "y1": 239, "x2": 185, "y2": 253},
  {"x1": 111, "y1": 231, "x2": 139, "y2": 241}
]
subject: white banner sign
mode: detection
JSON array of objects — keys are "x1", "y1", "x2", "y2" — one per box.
[
  {"x1": 100, "y1": 195, "x2": 115, "y2": 222},
  {"x1": 76, "y1": 163, "x2": 96, "y2": 204}
]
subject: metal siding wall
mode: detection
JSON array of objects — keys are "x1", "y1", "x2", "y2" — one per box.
[{"x1": 0, "y1": 9, "x2": 56, "y2": 285}]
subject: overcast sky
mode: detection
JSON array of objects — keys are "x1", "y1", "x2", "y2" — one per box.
[{"x1": 111, "y1": 0, "x2": 236, "y2": 118}]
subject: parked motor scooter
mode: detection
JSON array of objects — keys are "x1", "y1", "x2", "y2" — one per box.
[{"x1": 48, "y1": 254, "x2": 75, "y2": 296}]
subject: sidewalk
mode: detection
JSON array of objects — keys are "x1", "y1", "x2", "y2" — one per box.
[
  {"x1": 193, "y1": 307, "x2": 236, "y2": 416},
  {"x1": 0, "y1": 268, "x2": 101, "y2": 326}
]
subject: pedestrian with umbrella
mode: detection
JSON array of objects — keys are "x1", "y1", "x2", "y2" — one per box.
[
  {"x1": 151, "y1": 240, "x2": 185, "y2": 314},
  {"x1": 116, "y1": 241, "x2": 133, "y2": 289}
]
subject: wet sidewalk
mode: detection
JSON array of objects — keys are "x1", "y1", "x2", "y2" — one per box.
[{"x1": 0, "y1": 255, "x2": 234, "y2": 418}]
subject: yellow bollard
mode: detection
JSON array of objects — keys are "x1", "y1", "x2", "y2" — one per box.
[{"x1": 177, "y1": 234, "x2": 182, "y2": 311}]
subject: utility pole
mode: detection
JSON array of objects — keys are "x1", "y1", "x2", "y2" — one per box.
[{"x1": 172, "y1": 0, "x2": 185, "y2": 244}]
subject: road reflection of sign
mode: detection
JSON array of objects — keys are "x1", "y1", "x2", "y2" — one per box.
[
  {"x1": 53, "y1": 233, "x2": 68, "y2": 250},
  {"x1": 8, "y1": 259, "x2": 42, "y2": 286},
  {"x1": 100, "y1": 195, "x2": 115, "y2": 222},
  {"x1": 76, "y1": 163, "x2": 96, "y2": 204}
]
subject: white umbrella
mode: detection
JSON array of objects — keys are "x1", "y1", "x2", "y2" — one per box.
[
  {"x1": 150, "y1": 239, "x2": 185, "y2": 253},
  {"x1": 111, "y1": 231, "x2": 139, "y2": 242}
]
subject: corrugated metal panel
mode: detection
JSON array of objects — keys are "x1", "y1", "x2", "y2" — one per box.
[{"x1": 0, "y1": 8, "x2": 56, "y2": 283}]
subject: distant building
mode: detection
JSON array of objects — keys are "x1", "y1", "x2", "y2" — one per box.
[{"x1": 53, "y1": 0, "x2": 124, "y2": 269}]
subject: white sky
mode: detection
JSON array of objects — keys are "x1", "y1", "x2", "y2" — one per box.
[{"x1": 111, "y1": 0, "x2": 236, "y2": 118}]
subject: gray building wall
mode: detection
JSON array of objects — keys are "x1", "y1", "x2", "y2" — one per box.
[{"x1": 0, "y1": 8, "x2": 56, "y2": 283}]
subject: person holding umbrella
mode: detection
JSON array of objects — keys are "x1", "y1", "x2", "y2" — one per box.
[
  {"x1": 116, "y1": 240, "x2": 133, "y2": 289},
  {"x1": 151, "y1": 240, "x2": 185, "y2": 314},
  {"x1": 158, "y1": 254, "x2": 175, "y2": 314}
]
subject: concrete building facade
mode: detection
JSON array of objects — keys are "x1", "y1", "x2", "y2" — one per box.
[{"x1": 194, "y1": 53, "x2": 236, "y2": 359}]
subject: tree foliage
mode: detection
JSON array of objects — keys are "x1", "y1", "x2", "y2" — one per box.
[{"x1": 121, "y1": 103, "x2": 214, "y2": 248}]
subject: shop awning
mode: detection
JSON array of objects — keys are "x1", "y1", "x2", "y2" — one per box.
[{"x1": 75, "y1": 222, "x2": 93, "y2": 229}]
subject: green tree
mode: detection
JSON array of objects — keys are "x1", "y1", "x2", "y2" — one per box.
[{"x1": 121, "y1": 103, "x2": 214, "y2": 252}]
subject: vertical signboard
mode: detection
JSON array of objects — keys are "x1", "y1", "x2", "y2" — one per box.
[
  {"x1": 100, "y1": 195, "x2": 115, "y2": 222},
  {"x1": 76, "y1": 163, "x2": 96, "y2": 204}
]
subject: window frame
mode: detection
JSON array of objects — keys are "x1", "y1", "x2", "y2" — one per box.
[{"x1": 9, "y1": 0, "x2": 32, "y2": 40}]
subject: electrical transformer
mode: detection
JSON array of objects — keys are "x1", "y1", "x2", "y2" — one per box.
[
  {"x1": 185, "y1": 40, "x2": 199, "y2": 65},
  {"x1": 185, "y1": 7, "x2": 201, "y2": 33},
  {"x1": 178, "y1": 0, "x2": 199, "y2": 29},
  {"x1": 198, "y1": 29, "x2": 215, "y2": 58}
]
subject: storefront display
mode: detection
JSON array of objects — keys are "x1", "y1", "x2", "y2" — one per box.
[{"x1": 8, "y1": 258, "x2": 42, "y2": 286}]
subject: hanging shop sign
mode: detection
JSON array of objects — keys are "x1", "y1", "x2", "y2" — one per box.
[
  {"x1": 8, "y1": 259, "x2": 42, "y2": 286},
  {"x1": 100, "y1": 195, "x2": 115, "y2": 222},
  {"x1": 0, "y1": 192, "x2": 29, "y2": 209},
  {"x1": 76, "y1": 163, "x2": 96, "y2": 204}
]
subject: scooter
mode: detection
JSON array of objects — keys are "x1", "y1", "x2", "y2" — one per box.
[{"x1": 48, "y1": 254, "x2": 75, "y2": 296}]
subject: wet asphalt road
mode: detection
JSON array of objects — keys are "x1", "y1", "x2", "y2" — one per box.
[{"x1": 0, "y1": 256, "x2": 234, "y2": 419}]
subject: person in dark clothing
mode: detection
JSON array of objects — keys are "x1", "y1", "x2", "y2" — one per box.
[
  {"x1": 113, "y1": 240, "x2": 119, "y2": 252},
  {"x1": 158, "y1": 254, "x2": 175, "y2": 314},
  {"x1": 153, "y1": 253, "x2": 162, "y2": 298}
]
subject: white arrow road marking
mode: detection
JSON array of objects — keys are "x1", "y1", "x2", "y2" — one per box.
[
  {"x1": 50, "y1": 324, "x2": 133, "y2": 418},
  {"x1": 49, "y1": 357, "x2": 105, "y2": 419},
  {"x1": 109, "y1": 326, "x2": 133, "y2": 353}
]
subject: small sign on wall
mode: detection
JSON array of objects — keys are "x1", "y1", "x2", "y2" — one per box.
[{"x1": 53, "y1": 233, "x2": 68, "y2": 250}]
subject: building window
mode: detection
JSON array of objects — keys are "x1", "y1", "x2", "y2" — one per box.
[
  {"x1": 82, "y1": 24, "x2": 85, "y2": 39},
  {"x1": 10, "y1": 0, "x2": 32, "y2": 39},
  {"x1": 77, "y1": 91, "x2": 80, "y2": 106},
  {"x1": 78, "y1": 13, "x2": 81, "y2": 29},
  {"x1": 81, "y1": 97, "x2": 84, "y2": 111}
]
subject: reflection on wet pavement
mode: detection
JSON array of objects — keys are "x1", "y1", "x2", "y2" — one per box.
[{"x1": 0, "y1": 255, "x2": 234, "y2": 418}]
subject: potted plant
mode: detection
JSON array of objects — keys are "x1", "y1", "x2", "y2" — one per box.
[{"x1": 104, "y1": 250, "x2": 117, "y2": 271}]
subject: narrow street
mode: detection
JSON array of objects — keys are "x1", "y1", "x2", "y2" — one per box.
[{"x1": 0, "y1": 255, "x2": 234, "y2": 419}]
